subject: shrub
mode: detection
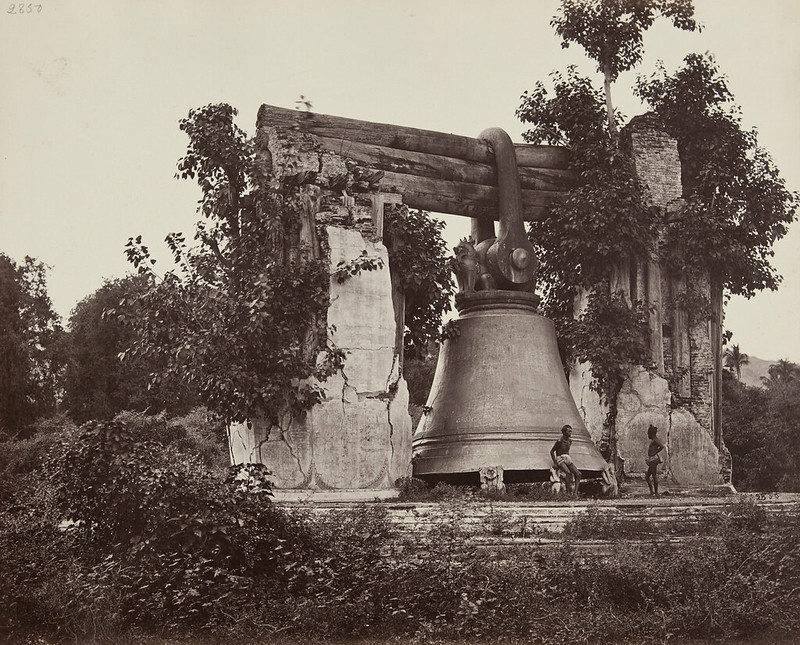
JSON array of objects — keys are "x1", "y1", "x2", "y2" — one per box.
[
  {"x1": 0, "y1": 417, "x2": 305, "y2": 642},
  {"x1": 112, "y1": 407, "x2": 228, "y2": 467},
  {"x1": 0, "y1": 413, "x2": 77, "y2": 501},
  {"x1": 563, "y1": 504, "x2": 656, "y2": 539},
  {"x1": 3, "y1": 415, "x2": 799, "y2": 644}
]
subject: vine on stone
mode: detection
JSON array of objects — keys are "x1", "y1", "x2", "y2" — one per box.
[{"x1": 635, "y1": 53, "x2": 797, "y2": 297}]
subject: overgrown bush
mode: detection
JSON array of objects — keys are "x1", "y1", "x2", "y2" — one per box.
[
  {"x1": 3, "y1": 414, "x2": 799, "y2": 644},
  {"x1": 723, "y1": 372, "x2": 800, "y2": 492},
  {"x1": 0, "y1": 416, "x2": 307, "y2": 642}
]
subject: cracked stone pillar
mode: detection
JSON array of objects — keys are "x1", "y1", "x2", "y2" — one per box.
[
  {"x1": 228, "y1": 225, "x2": 413, "y2": 494},
  {"x1": 571, "y1": 114, "x2": 723, "y2": 487}
]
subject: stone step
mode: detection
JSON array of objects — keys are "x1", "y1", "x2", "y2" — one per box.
[{"x1": 277, "y1": 492, "x2": 800, "y2": 537}]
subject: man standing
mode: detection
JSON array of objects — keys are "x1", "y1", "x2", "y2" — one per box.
[
  {"x1": 550, "y1": 424, "x2": 581, "y2": 497},
  {"x1": 645, "y1": 424, "x2": 666, "y2": 496}
]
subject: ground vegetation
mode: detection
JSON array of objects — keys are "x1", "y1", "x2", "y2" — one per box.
[{"x1": 1, "y1": 414, "x2": 798, "y2": 644}]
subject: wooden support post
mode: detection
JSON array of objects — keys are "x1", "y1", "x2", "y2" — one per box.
[{"x1": 369, "y1": 192, "x2": 402, "y2": 240}]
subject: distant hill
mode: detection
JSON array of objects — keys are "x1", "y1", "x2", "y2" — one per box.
[{"x1": 737, "y1": 355, "x2": 775, "y2": 388}]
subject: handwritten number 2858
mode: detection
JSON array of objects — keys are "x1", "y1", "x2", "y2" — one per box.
[{"x1": 7, "y1": 3, "x2": 43, "y2": 13}]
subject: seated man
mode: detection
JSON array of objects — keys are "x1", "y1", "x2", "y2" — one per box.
[{"x1": 550, "y1": 424, "x2": 581, "y2": 497}]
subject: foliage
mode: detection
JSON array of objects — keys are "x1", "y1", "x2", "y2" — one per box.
[
  {"x1": 520, "y1": 16, "x2": 794, "y2": 428},
  {"x1": 403, "y1": 344, "x2": 439, "y2": 428},
  {"x1": 552, "y1": 0, "x2": 699, "y2": 140},
  {"x1": 723, "y1": 365, "x2": 800, "y2": 492},
  {"x1": 0, "y1": 253, "x2": 65, "y2": 436},
  {"x1": 519, "y1": 69, "x2": 659, "y2": 295},
  {"x1": 723, "y1": 342, "x2": 750, "y2": 381},
  {"x1": 402, "y1": 344, "x2": 438, "y2": 408},
  {"x1": 65, "y1": 275, "x2": 198, "y2": 423},
  {"x1": 396, "y1": 477, "x2": 572, "y2": 504},
  {"x1": 111, "y1": 407, "x2": 229, "y2": 468},
  {"x1": 762, "y1": 358, "x2": 800, "y2": 388},
  {"x1": 0, "y1": 413, "x2": 76, "y2": 502},
  {"x1": 384, "y1": 206, "x2": 454, "y2": 356},
  {"x1": 0, "y1": 414, "x2": 313, "y2": 641},
  {"x1": 560, "y1": 290, "x2": 652, "y2": 397},
  {"x1": 517, "y1": 68, "x2": 656, "y2": 401},
  {"x1": 120, "y1": 104, "x2": 344, "y2": 425},
  {"x1": 331, "y1": 250, "x2": 384, "y2": 283},
  {"x1": 553, "y1": 0, "x2": 698, "y2": 80},
  {"x1": 564, "y1": 504, "x2": 659, "y2": 539},
  {"x1": 2, "y1": 414, "x2": 799, "y2": 644},
  {"x1": 635, "y1": 53, "x2": 797, "y2": 296},
  {"x1": 120, "y1": 103, "x2": 453, "y2": 426}
]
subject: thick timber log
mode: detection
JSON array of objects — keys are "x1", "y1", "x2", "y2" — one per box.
[
  {"x1": 259, "y1": 104, "x2": 573, "y2": 220},
  {"x1": 258, "y1": 104, "x2": 570, "y2": 168},
  {"x1": 314, "y1": 136, "x2": 574, "y2": 192},
  {"x1": 373, "y1": 171, "x2": 559, "y2": 221}
]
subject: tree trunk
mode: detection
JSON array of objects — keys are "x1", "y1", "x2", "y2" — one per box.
[{"x1": 603, "y1": 67, "x2": 618, "y2": 147}]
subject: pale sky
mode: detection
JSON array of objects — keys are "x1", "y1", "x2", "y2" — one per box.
[{"x1": 1, "y1": 0, "x2": 798, "y2": 362}]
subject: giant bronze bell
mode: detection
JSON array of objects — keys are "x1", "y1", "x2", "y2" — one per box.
[{"x1": 412, "y1": 128, "x2": 608, "y2": 484}]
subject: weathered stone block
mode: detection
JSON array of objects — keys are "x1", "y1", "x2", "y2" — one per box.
[
  {"x1": 615, "y1": 366, "x2": 671, "y2": 475},
  {"x1": 227, "y1": 225, "x2": 413, "y2": 491},
  {"x1": 569, "y1": 360, "x2": 607, "y2": 445},
  {"x1": 327, "y1": 227, "x2": 397, "y2": 394},
  {"x1": 668, "y1": 409, "x2": 721, "y2": 486}
]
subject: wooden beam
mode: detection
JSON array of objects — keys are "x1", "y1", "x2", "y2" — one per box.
[
  {"x1": 373, "y1": 171, "x2": 558, "y2": 221},
  {"x1": 258, "y1": 104, "x2": 571, "y2": 170},
  {"x1": 315, "y1": 136, "x2": 574, "y2": 192}
]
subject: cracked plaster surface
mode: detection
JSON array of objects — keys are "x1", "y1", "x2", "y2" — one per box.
[
  {"x1": 615, "y1": 366, "x2": 671, "y2": 475},
  {"x1": 570, "y1": 364, "x2": 721, "y2": 484},
  {"x1": 228, "y1": 225, "x2": 412, "y2": 490}
]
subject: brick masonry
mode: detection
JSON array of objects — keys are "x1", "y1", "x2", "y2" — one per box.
[{"x1": 572, "y1": 114, "x2": 725, "y2": 486}]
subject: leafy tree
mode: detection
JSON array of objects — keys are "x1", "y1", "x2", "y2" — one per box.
[
  {"x1": 0, "y1": 254, "x2": 64, "y2": 435},
  {"x1": 762, "y1": 359, "x2": 800, "y2": 388},
  {"x1": 552, "y1": 0, "x2": 699, "y2": 143},
  {"x1": 635, "y1": 53, "x2": 797, "y2": 297},
  {"x1": 518, "y1": 1, "x2": 700, "y2": 411},
  {"x1": 520, "y1": 7, "x2": 794, "y2": 466},
  {"x1": 723, "y1": 370, "x2": 800, "y2": 491},
  {"x1": 384, "y1": 207, "x2": 454, "y2": 357},
  {"x1": 518, "y1": 67, "x2": 659, "y2": 297},
  {"x1": 723, "y1": 343, "x2": 750, "y2": 381},
  {"x1": 517, "y1": 66, "x2": 657, "y2": 430},
  {"x1": 65, "y1": 275, "x2": 198, "y2": 423},
  {"x1": 121, "y1": 104, "x2": 342, "y2": 426},
  {"x1": 120, "y1": 104, "x2": 452, "y2": 426}
]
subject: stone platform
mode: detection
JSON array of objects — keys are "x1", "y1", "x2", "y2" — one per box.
[{"x1": 274, "y1": 491, "x2": 800, "y2": 538}]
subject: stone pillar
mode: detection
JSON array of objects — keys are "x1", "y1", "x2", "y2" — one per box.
[
  {"x1": 646, "y1": 258, "x2": 664, "y2": 374},
  {"x1": 615, "y1": 114, "x2": 722, "y2": 486},
  {"x1": 671, "y1": 268, "x2": 692, "y2": 398},
  {"x1": 228, "y1": 225, "x2": 413, "y2": 493},
  {"x1": 625, "y1": 113, "x2": 684, "y2": 377},
  {"x1": 227, "y1": 118, "x2": 413, "y2": 496}
]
